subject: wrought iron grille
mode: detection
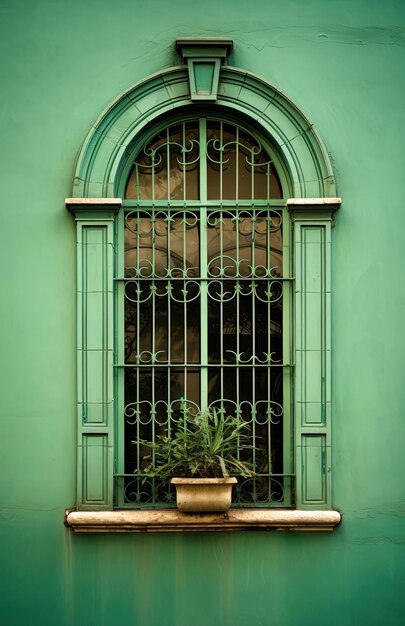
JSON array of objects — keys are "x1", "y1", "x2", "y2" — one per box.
[{"x1": 115, "y1": 118, "x2": 293, "y2": 507}]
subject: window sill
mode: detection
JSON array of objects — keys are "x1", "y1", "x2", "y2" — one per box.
[{"x1": 65, "y1": 508, "x2": 341, "y2": 533}]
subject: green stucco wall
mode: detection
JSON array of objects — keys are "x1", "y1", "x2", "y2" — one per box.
[{"x1": 1, "y1": 1, "x2": 405, "y2": 624}]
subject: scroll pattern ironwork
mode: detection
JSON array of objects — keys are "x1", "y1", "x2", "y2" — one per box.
[
  {"x1": 120, "y1": 118, "x2": 291, "y2": 507},
  {"x1": 125, "y1": 123, "x2": 200, "y2": 201},
  {"x1": 125, "y1": 119, "x2": 282, "y2": 202},
  {"x1": 205, "y1": 121, "x2": 282, "y2": 200}
]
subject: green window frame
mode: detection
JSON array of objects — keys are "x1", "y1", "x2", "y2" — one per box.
[
  {"x1": 114, "y1": 115, "x2": 293, "y2": 509},
  {"x1": 66, "y1": 60, "x2": 340, "y2": 516}
]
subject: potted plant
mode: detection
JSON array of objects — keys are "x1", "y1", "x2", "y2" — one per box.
[{"x1": 133, "y1": 407, "x2": 255, "y2": 513}]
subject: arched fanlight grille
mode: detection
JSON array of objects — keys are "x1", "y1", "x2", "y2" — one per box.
[{"x1": 125, "y1": 119, "x2": 283, "y2": 201}]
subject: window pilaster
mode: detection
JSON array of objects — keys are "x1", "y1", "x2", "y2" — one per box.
[
  {"x1": 66, "y1": 198, "x2": 121, "y2": 509},
  {"x1": 287, "y1": 198, "x2": 340, "y2": 509}
]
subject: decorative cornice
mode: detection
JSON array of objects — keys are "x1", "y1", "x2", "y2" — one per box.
[
  {"x1": 66, "y1": 198, "x2": 122, "y2": 219},
  {"x1": 176, "y1": 37, "x2": 233, "y2": 58},
  {"x1": 286, "y1": 197, "x2": 341, "y2": 207},
  {"x1": 286, "y1": 197, "x2": 341, "y2": 221},
  {"x1": 65, "y1": 508, "x2": 341, "y2": 533},
  {"x1": 66, "y1": 197, "x2": 122, "y2": 208}
]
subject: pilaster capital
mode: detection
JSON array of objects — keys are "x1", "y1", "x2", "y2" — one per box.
[
  {"x1": 286, "y1": 197, "x2": 341, "y2": 222},
  {"x1": 66, "y1": 198, "x2": 122, "y2": 220}
]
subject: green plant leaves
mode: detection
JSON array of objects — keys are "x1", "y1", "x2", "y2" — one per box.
[{"x1": 133, "y1": 408, "x2": 256, "y2": 479}]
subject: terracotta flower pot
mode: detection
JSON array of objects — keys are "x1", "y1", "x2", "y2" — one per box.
[{"x1": 170, "y1": 477, "x2": 237, "y2": 513}]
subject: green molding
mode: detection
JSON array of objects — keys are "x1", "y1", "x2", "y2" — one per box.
[
  {"x1": 287, "y1": 198, "x2": 340, "y2": 509},
  {"x1": 71, "y1": 67, "x2": 337, "y2": 199},
  {"x1": 67, "y1": 198, "x2": 118, "y2": 509}
]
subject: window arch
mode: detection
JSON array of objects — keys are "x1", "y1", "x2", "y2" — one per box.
[{"x1": 73, "y1": 67, "x2": 336, "y2": 199}]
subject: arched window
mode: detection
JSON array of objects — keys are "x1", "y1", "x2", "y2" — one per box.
[
  {"x1": 66, "y1": 57, "x2": 341, "y2": 530},
  {"x1": 116, "y1": 116, "x2": 293, "y2": 507}
]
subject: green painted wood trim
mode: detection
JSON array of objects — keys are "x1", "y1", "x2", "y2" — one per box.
[
  {"x1": 67, "y1": 198, "x2": 121, "y2": 509},
  {"x1": 287, "y1": 198, "x2": 340, "y2": 509},
  {"x1": 71, "y1": 67, "x2": 337, "y2": 199}
]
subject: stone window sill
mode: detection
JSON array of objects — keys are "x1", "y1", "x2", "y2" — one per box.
[{"x1": 65, "y1": 509, "x2": 341, "y2": 533}]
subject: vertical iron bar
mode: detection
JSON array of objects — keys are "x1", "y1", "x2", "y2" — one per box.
[
  {"x1": 236, "y1": 205, "x2": 240, "y2": 460},
  {"x1": 116, "y1": 208, "x2": 125, "y2": 506},
  {"x1": 167, "y1": 208, "x2": 171, "y2": 442},
  {"x1": 136, "y1": 164, "x2": 140, "y2": 201},
  {"x1": 267, "y1": 162, "x2": 270, "y2": 202},
  {"x1": 182, "y1": 201, "x2": 187, "y2": 402},
  {"x1": 235, "y1": 127, "x2": 240, "y2": 456},
  {"x1": 235, "y1": 125, "x2": 239, "y2": 201},
  {"x1": 282, "y1": 206, "x2": 292, "y2": 505},
  {"x1": 220, "y1": 208, "x2": 224, "y2": 405},
  {"x1": 199, "y1": 117, "x2": 208, "y2": 412},
  {"x1": 167, "y1": 127, "x2": 170, "y2": 202},
  {"x1": 251, "y1": 147, "x2": 254, "y2": 201},
  {"x1": 251, "y1": 208, "x2": 256, "y2": 500},
  {"x1": 151, "y1": 207, "x2": 156, "y2": 503},
  {"x1": 151, "y1": 154, "x2": 155, "y2": 203},
  {"x1": 267, "y1": 209, "x2": 272, "y2": 499},
  {"x1": 183, "y1": 122, "x2": 186, "y2": 203},
  {"x1": 220, "y1": 121, "x2": 223, "y2": 203},
  {"x1": 136, "y1": 211, "x2": 141, "y2": 503}
]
